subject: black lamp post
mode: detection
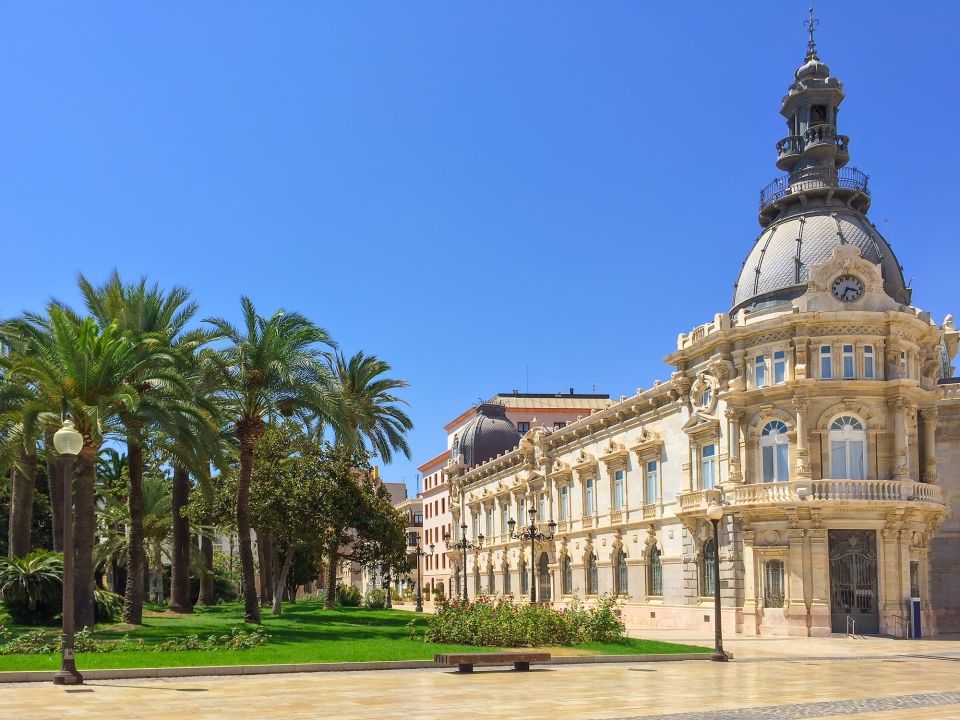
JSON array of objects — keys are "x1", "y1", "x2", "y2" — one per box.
[
  {"x1": 508, "y1": 506, "x2": 556, "y2": 604},
  {"x1": 52, "y1": 419, "x2": 84, "y2": 686},
  {"x1": 706, "y1": 501, "x2": 728, "y2": 662},
  {"x1": 444, "y1": 523, "x2": 483, "y2": 601},
  {"x1": 411, "y1": 534, "x2": 434, "y2": 612}
]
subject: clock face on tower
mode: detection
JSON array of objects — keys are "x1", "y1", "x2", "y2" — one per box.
[{"x1": 832, "y1": 275, "x2": 864, "y2": 302}]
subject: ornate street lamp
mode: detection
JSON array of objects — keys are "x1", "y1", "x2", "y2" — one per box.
[
  {"x1": 444, "y1": 524, "x2": 483, "y2": 601},
  {"x1": 52, "y1": 419, "x2": 84, "y2": 686},
  {"x1": 410, "y1": 535, "x2": 434, "y2": 613},
  {"x1": 705, "y1": 501, "x2": 728, "y2": 663},
  {"x1": 508, "y1": 506, "x2": 556, "y2": 604}
]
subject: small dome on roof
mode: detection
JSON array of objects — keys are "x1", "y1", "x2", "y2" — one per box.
[{"x1": 452, "y1": 404, "x2": 522, "y2": 468}]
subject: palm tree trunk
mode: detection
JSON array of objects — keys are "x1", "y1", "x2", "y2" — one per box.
[
  {"x1": 74, "y1": 443, "x2": 98, "y2": 630},
  {"x1": 169, "y1": 463, "x2": 192, "y2": 613},
  {"x1": 271, "y1": 546, "x2": 296, "y2": 616},
  {"x1": 236, "y1": 428, "x2": 261, "y2": 624},
  {"x1": 46, "y1": 433, "x2": 63, "y2": 554},
  {"x1": 324, "y1": 540, "x2": 338, "y2": 609},
  {"x1": 197, "y1": 532, "x2": 215, "y2": 605},
  {"x1": 8, "y1": 449, "x2": 37, "y2": 557},
  {"x1": 256, "y1": 530, "x2": 271, "y2": 607},
  {"x1": 122, "y1": 432, "x2": 145, "y2": 624}
]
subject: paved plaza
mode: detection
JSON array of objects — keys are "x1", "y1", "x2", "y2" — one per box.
[{"x1": 2, "y1": 636, "x2": 960, "y2": 720}]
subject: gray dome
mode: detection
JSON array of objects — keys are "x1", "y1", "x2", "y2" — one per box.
[
  {"x1": 452, "y1": 404, "x2": 522, "y2": 468},
  {"x1": 732, "y1": 205, "x2": 910, "y2": 312}
]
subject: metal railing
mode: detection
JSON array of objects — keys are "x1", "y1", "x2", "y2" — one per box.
[
  {"x1": 759, "y1": 166, "x2": 869, "y2": 210},
  {"x1": 846, "y1": 615, "x2": 857, "y2": 638}
]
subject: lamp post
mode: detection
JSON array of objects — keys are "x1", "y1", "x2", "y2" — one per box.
[
  {"x1": 508, "y1": 506, "x2": 556, "y2": 604},
  {"x1": 411, "y1": 534, "x2": 434, "y2": 612},
  {"x1": 444, "y1": 523, "x2": 483, "y2": 601},
  {"x1": 52, "y1": 419, "x2": 84, "y2": 686},
  {"x1": 705, "y1": 501, "x2": 728, "y2": 662}
]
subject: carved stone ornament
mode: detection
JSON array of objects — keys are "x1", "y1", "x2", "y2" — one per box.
[{"x1": 801, "y1": 244, "x2": 898, "y2": 312}]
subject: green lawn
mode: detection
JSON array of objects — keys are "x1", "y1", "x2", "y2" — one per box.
[{"x1": 0, "y1": 601, "x2": 708, "y2": 671}]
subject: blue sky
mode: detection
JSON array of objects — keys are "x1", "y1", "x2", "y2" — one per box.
[{"x1": 0, "y1": 2, "x2": 955, "y2": 494}]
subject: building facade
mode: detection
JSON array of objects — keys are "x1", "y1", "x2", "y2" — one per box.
[{"x1": 447, "y1": 30, "x2": 960, "y2": 638}]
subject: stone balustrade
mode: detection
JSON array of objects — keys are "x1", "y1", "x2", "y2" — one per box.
[{"x1": 731, "y1": 479, "x2": 944, "y2": 506}]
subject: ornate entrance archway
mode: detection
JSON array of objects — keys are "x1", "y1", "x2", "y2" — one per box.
[{"x1": 829, "y1": 530, "x2": 879, "y2": 634}]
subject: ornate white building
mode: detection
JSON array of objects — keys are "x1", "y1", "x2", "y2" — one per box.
[{"x1": 445, "y1": 24, "x2": 960, "y2": 638}]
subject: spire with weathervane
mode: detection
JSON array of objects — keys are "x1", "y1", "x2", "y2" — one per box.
[{"x1": 758, "y1": 6, "x2": 871, "y2": 227}]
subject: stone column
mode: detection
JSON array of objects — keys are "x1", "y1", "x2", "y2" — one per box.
[
  {"x1": 725, "y1": 408, "x2": 744, "y2": 483},
  {"x1": 920, "y1": 407, "x2": 939, "y2": 484},
  {"x1": 807, "y1": 526, "x2": 831, "y2": 636},
  {"x1": 890, "y1": 397, "x2": 910, "y2": 480},
  {"x1": 792, "y1": 395, "x2": 812, "y2": 479},
  {"x1": 786, "y1": 528, "x2": 808, "y2": 634},
  {"x1": 740, "y1": 522, "x2": 759, "y2": 635}
]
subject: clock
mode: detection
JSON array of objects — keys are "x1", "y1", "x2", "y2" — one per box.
[{"x1": 832, "y1": 275, "x2": 864, "y2": 302}]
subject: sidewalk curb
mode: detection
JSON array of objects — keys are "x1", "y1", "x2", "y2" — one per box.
[{"x1": 0, "y1": 652, "x2": 729, "y2": 683}]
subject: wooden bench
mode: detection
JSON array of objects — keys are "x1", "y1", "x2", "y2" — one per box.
[{"x1": 434, "y1": 652, "x2": 551, "y2": 673}]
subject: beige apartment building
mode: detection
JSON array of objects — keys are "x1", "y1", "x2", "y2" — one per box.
[{"x1": 445, "y1": 33, "x2": 960, "y2": 638}]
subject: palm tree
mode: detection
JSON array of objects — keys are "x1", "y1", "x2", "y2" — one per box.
[
  {"x1": 0, "y1": 369, "x2": 41, "y2": 557},
  {"x1": 1, "y1": 308, "x2": 178, "y2": 628},
  {"x1": 205, "y1": 297, "x2": 341, "y2": 623},
  {"x1": 75, "y1": 271, "x2": 211, "y2": 624}
]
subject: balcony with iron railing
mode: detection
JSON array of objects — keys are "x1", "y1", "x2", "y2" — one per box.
[
  {"x1": 759, "y1": 165, "x2": 869, "y2": 212},
  {"x1": 776, "y1": 128, "x2": 850, "y2": 169}
]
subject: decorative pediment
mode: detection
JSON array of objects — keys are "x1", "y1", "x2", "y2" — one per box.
[
  {"x1": 682, "y1": 412, "x2": 720, "y2": 441},
  {"x1": 800, "y1": 245, "x2": 899, "y2": 313},
  {"x1": 548, "y1": 459, "x2": 573, "y2": 481},
  {"x1": 573, "y1": 449, "x2": 597, "y2": 476},
  {"x1": 630, "y1": 427, "x2": 663, "y2": 460},
  {"x1": 599, "y1": 439, "x2": 629, "y2": 469}
]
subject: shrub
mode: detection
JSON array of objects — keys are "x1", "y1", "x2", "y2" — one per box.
[
  {"x1": 364, "y1": 588, "x2": 386, "y2": 610},
  {"x1": 423, "y1": 594, "x2": 626, "y2": 647},
  {"x1": 94, "y1": 588, "x2": 123, "y2": 624},
  {"x1": 336, "y1": 584, "x2": 362, "y2": 607},
  {"x1": 0, "y1": 551, "x2": 63, "y2": 625}
]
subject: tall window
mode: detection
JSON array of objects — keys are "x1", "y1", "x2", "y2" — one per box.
[
  {"x1": 773, "y1": 350, "x2": 786, "y2": 384},
  {"x1": 700, "y1": 538, "x2": 717, "y2": 596},
  {"x1": 501, "y1": 506, "x2": 509, "y2": 537},
  {"x1": 645, "y1": 461, "x2": 658, "y2": 503},
  {"x1": 586, "y1": 552, "x2": 599, "y2": 595},
  {"x1": 519, "y1": 559, "x2": 528, "y2": 595},
  {"x1": 830, "y1": 416, "x2": 866, "y2": 480},
  {"x1": 699, "y1": 388, "x2": 713, "y2": 408},
  {"x1": 820, "y1": 345, "x2": 833, "y2": 379},
  {"x1": 486, "y1": 508, "x2": 494, "y2": 537},
  {"x1": 755, "y1": 355, "x2": 767, "y2": 388},
  {"x1": 503, "y1": 566, "x2": 511, "y2": 594},
  {"x1": 562, "y1": 556, "x2": 573, "y2": 595},
  {"x1": 538, "y1": 553, "x2": 551, "y2": 601},
  {"x1": 614, "y1": 548, "x2": 628, "y2": 595},
  {"x1": 585, "y1": 478, "x2": 596, "y2": 515},
  {"x1": 648, "y1": 545, "x2": 663, "y2": 596},
  {"x1": 764, "y1": 560, "x2": 785, "y2": 608},
  {"x1": 472, "y1": 514, "x2": 479, "y2": 539},
  {"x1": 864, "y1": 345, "x2": 875, "y2": 379},
  {"x1": 761, "y1": 421, "x2": 790, "y2": 483},
  {"x1": 538, "y1": 492, "x2": 546, "y2": 522},
  {"x1": 701, "y1": 444, "x2": 717, "y2": 489},
  {"x1": 842, "y1": 344, "x2": 855, "y2": 379},
  {"x1": 559, "y1": 486, "x2": 569, "y2": 520},
  {"x1": 518, "y1": 498, "x2": 526, "y2": 522},
  {"x1": 613, "y1": 470, "x2": 625, "y2": 511}
]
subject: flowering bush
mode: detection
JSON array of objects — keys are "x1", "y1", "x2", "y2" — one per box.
[{"x1": 423, "y1": 594, "x2": 625, "y2": 647}]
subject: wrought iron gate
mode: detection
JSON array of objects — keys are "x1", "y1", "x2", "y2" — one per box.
[{"x1": 829, "y1": 530, "x2": 879, "y2": 634}]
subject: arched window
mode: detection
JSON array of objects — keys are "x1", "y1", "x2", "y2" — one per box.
[
  {"x1": 829, "y1": 416, "x2": 866, "y2": 480},
  {"x1": 614, "y1": 548, "x2": 628, "y2": 595},
  {"x1": 586, "y1": 552, "x2": 599, "y2": 595},
  {"x1": 502, "y1": 565, "x2": 511, "y2": 594},
  {"x1": 761, "y1": 421, "x2": 790, "y2": 483},
  {"x1": 648, "y1": 545, "x2": 663, "y2": 596},
  {"x1": 764, "y1": 560, "x2": 785, "y2": 608},
  {"x1": 700, "y1": 538, "x2": 717, "y2": 597},
  {"x1": 519, "y1": 558, "x2": 528, "y2": 595},
  {"x1": 562, "y1": 556, "x2": 573, "y2": 595},
  {"x1": 538, "y1": 553, "x2": 551, "y2": 601}
]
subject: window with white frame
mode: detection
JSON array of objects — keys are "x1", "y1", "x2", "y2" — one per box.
[
  {"x1": 612, "y1": 470, "x2": 625, "y2": 510},
  {"x1": 516, "y1": 421, "x2": 530, "y2": 433},
  {"x1": 699, "y1": 387, "x2": 713, "y2": 408},
  {"x1": 760, "y1": 421, "x2": 790, "y2": 483},
  {"x1": 559, "y1": 485, "x2": 569, "y2": 521},
  {"x1": 864, "y1": 345, "x2": 875, "y2": 379},
  {"x1": 472, "y1": 513, "x2": 479, "y2": 539},
  {"x1": 645, "y1": 460, "x2": 658, "y2": 503},
  {"x1": 701, "y1": 444, "x2": 717, "y2": 489},
  {"x1": 501, "y1": 505, "x2": 509, "y2": 536},
  {"x1": 585, "y1": 478, "x2": 596, "y2": 515},
  {"x1": 830, "y1": 416, "x2": 866, "y2": 480},
  {"x1": 486, "y1": 507, "x2": 494, "y2": 537},
  {"x1": 820, "y1": 345, "x2": 833, "y2": 379},
  {"x1": 773, "y1": 350, "x2": 787, "y2": 384},
  {"x1": 755, "y1": 355, "x2": 767, "y2": 388},
  {"x1": 518, "y1": 498, "x2": 526, "y2": 522},
  {"x1": 648, "y1": 544, "x2": 663, "y2": 596},
  {"x1": 764, "y1": 559, "x2": 785, "y2": 608},
  {"x1": 842, "y1": 344, "x2": 855, "y2": 379},
  {"x1": 538, "y1": 492, "x2": 546, "y2": 521}
]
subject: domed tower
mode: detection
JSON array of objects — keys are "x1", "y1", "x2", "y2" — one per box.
[
  {"x1": 451, "y1": 403, "x2": 523, "y2": 468},
  {"x1": 731, "y1": 8, "x2": 911, "y2": 314}
]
